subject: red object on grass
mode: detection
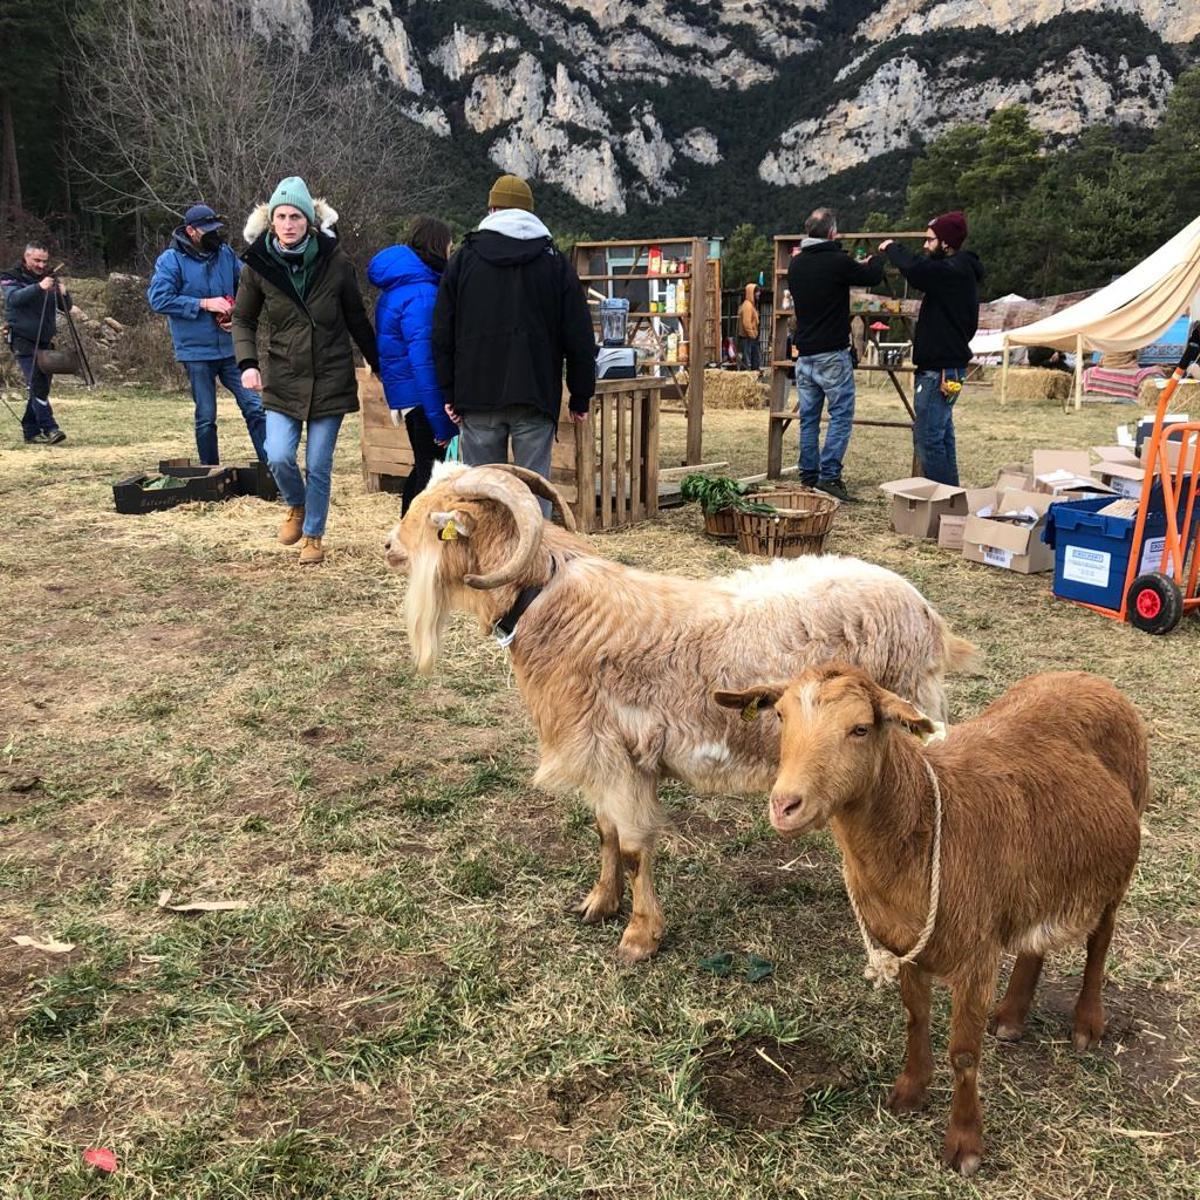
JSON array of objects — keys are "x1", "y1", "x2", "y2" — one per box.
[{"x1": 83, "y1": 1148, "x2": 118, "y2": 1173}]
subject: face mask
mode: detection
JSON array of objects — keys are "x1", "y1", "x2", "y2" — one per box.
[{"x1": 200, "y1": 230, "x2": 225, "y2": 252}]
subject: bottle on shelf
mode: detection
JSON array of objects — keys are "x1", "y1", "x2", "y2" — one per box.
[
  {"x1": 677, "y1": 279, "x2": 688, "y2": 315},
  {"x1": 648, "y1": 246, "x2": 662, "y2": 275},
  {"x1": 666, "y1": 331, "x2": 679, "y2": 364},
  {"x1": 679, "y1": 339, "x2": 689, "y2": 365}
]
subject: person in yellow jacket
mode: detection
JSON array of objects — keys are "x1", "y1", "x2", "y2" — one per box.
[{"x1": 737, "y1": 282, "x2": 761, "y2": 371}]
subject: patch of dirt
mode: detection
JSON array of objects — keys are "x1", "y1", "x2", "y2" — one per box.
[
  {"x1": 235, "y1": 1082, "x2": 412, "y2": 1143},
  {"x1": 670, "y1": 809, "x2": 737, "y2": 843},
  {"x1": 1035, "y1": 978, "x2": 1197, "y2": 1102},
  {"x1": 447, "y1": 1068, "x2": 629, "y2": 1168},
  {"x1": 299, "y1": 725, "x2": 337, "y2": 745},
  {"x1": 698, "y1": 1034, "x2": 859, "y2": 1130}
]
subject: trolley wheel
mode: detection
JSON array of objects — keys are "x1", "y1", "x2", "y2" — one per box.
[{"x1": 1126, "y1": 573, "x2": 1184, "y2": 635}]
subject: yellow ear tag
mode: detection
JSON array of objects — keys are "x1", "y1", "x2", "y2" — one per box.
[
  {"x1": 439, "y1": 519, "x2": 459, "y2": 541},
  {"x1": 741, "y1": 698, "x2": 760, "y2": 723}
]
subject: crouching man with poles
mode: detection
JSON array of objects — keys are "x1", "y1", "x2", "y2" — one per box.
[{"x1": 1, "y1": 242, "x2": 71, "y2": 445}]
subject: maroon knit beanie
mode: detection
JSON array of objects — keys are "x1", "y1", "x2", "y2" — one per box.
[{"x1": 928, "y1": 211, "x2": 968, "y2": 250}]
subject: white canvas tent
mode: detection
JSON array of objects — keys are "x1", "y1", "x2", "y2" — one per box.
[{"x1": 1000, "y1": 213, "x2": 1200, "y2": 408}]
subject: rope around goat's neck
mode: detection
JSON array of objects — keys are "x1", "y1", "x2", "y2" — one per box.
[{"x1": 844, "y1": 757, "x2": 942, "y2": 988}]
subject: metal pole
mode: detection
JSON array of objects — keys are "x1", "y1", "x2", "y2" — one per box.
[{"x1": 1074, "y1": 334, "x2": 1083, "y2": 411}]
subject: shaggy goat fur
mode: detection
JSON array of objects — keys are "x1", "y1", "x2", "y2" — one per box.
[
  {"x1": 386, "y1": 462, "x2": 976, "y2": 963},
  {"x1": 719, "y1": 665, "x2": 1148, "y2": 1177}
]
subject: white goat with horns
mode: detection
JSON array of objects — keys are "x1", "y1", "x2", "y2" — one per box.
[{"x1": 385, "y1": 462, "x2": 977, "y2": 963}]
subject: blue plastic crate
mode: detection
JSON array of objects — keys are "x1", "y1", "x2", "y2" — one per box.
[{"x1": 1043, "y1": 496, "x2": 1170, "y2": 609}]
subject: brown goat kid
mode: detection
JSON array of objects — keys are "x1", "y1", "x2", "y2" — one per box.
[{"x1": 716, "y1": 666, "x2": 1148, "y2": 1177}]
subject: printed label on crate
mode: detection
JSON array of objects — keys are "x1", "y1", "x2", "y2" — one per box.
[
  {"x1": 1062, "y1": 545, "x2": 1111, "y2": 588},
  {"x1": 982, "y1": 545, "x2": 1013, "y2": 569},
  {"x1": 1138, "y1": 536, "x2": 1167, "y2": 575}
]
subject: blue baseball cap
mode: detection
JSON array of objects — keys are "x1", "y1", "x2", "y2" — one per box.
[{"x1": 182, "y1": 204, "x2": 225, "y2": 232}]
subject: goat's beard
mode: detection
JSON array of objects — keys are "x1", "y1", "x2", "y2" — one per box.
[{"x1": 406, "y1": 547, "x2": 449, "y2": 675}]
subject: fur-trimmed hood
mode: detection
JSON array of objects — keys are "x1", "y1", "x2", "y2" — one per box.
[{"x1": 243, "y1": 198, "x2": 339, "y2": 244}]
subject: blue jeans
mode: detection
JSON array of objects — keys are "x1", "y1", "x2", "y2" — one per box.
[
  {"x1": 913, "y1": 368, "x2": 962, "y2": 486},
  {"x1": 795, "y1": 348, "x2": 856, "y2": 483},
  {"x1": 739, "y1": 337, "x2": 761, "y2": 371},
  {"x1": 16, "y1": 353, "x2": 59, "y2": 439},
  {"x1": 184, "y1": 358, "x2": 267, "y2": 464},
  {"x1": 264, "y1": 410, "x2": 344, "y2": 537}
]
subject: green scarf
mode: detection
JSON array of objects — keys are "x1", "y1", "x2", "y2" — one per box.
[{"x1": 267, "y1": 233, "x2": 320, "y2": 300}]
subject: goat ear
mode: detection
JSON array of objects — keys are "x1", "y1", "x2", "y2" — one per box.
[
  {"x1": 429, "y1": 509, "x2": 472, "y2": 540},
  {"x1": 877, "y1": 689, "x2": 936, "y2": 737},
  {"x1": 713, "y1": 683, "x2": 787, "y2": 721}
]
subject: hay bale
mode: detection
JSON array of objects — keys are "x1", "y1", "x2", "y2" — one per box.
[
  {"x1": 1138, "y1": 375, "x2": 1198, "y2": 410},
  {"x1": 704, "y1": 368, "x2": 768, "y2": 409},
  {"x1": 104, "y1": 272, "x2": 149, "y2": 327},
  {"x1": 1002, "y1": 367, "x2": 1072, "y2": 402}
]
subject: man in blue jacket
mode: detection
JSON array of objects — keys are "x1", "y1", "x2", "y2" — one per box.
[
  {"x1": 1, "y1": 242, "x2": 70, "y2": 444},
  {"x1": 148, "y1": 205, "x2": 266, "y2": 464}
]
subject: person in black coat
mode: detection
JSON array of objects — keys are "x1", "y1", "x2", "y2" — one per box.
[
  {"x1": 880, "y1": 212, "x2": 985, "y2": 487},
  {"x1": 432, "y1": 175, "x2": 595, "y2": 511},
  {"x1": 1, "y1": 243, "x2": 71, "y2": 444},
  {"x1": 786, "y1": 208, "x2": 884, "y2": 501}
]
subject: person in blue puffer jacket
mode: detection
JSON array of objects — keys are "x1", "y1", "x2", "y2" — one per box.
[
  {"x1": 368, "y1": 216, "x2": 457, "y2": 514},
  {"x1": 147, "y1": 204, "x2": 267, "y2": 464}
]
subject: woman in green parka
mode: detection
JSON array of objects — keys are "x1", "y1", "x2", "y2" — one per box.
[{"x1": 233, "y1": 177, "x2": 379, "y2": 564}]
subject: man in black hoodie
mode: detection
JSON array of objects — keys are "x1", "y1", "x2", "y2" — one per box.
[
  {"x1": 880, "y1": 212, "x2": 984, "y2": 487},
  {"x1": 432, "y1": 175, "x2": 595, "y2": 508},
  {"x1": 787, "y1": 208, "x2": 884, "y2": 501}
]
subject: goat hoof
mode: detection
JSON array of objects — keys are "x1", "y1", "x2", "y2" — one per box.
[
  {"x1": 615, "y1": 925, "x2": 661, "y2": 965},
  {"x1": 1072, "y1": 1023, "x2": 1104, "y2": 1053},
  {"x1": 993, "y1": 1019, "x2": 1025, "y2": 1042},
  {"x1": 886, "y1": 1077, "x2": 929, "y2": 1114},
  {"x1": 942, "y1": 1125, "x2": 983, "y2": 1178},
  {"x1": 575, "y1": 888, "x2": 620, "y2": 925}
]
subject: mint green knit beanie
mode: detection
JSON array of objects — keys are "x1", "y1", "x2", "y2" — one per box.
[{"x1": 268, "y1": 176, "x2": 316, "y2": 225}]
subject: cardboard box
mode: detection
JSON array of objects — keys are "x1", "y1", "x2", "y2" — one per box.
[
  {"x1": 938, "y1": 487, "x2": 1006, "y2": 550},
  {"x1": 879, "y1": 477, "x2": 968, "y2": 539},
  {"x1": 995, "y1": 462, "x2": 1034, "y2": 492},
  {"x1": 962, "y1": 488, "x2": 1056, "y2": 574},
  {"x1": 1031, "y1": 450, "x2": 1114, "y2": 498},
  {"x1": 1090, "y1": 444, "x2": 1185, "y2": 497},
  {"x1": 937, "y1": 515, "x2": 967, "y2": 550}
]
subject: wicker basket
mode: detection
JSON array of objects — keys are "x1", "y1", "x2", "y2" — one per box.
[
  {"x1": 702, "y1": 508, "x2": 740, "y2": 538},
  {"x1": 735, "y1": 488, "x2": 838, "y2": 557}
]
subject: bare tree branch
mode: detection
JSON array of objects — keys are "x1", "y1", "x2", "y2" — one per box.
[{"x1": 67, "y1": 0, "x2": 443, "y2": 261}]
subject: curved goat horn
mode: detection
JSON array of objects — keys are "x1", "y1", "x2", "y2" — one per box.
[
  {"x1": 454, "y1": 467, "x2": 545, "y2": 590},
  {"x1": 477, "y1": 462, "x2": 577, "y2": 532}
]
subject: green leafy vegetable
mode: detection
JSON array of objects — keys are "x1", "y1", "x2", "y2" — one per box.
[{"x1": 681, "y1": 474, "x2": 777, "y2": 516}]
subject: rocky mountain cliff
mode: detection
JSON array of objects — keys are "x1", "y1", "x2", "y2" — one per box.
[{"x1": 252, "y1": 0, "x2": 1198, "y2": 233}]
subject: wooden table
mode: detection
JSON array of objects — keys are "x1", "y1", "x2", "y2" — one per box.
[{"x1": 768, "y1": 362, "x2": 920, "y2": 476}]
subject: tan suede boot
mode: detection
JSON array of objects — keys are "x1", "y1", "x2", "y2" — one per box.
[
  {"x1": 298, "y1": 535, "x2": 325, "y2": 565},
  {"x1": 277, "y1": 505, "x2": 305, "y2": 546}
]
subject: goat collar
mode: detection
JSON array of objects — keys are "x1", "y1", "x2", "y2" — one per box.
[
  {"x1": 845, "y1": 756, "x2": 943, "y2": 988},
  {"x1": 492, "y1": 562, "x2": 555, "y2": 649}
]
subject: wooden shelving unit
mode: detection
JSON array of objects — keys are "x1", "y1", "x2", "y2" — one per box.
[{"x1": 574, "y1": 237, "x2": 712, "y2": 466}]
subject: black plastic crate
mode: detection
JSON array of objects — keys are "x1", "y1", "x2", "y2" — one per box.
[
  {"x1": 158, "y1": 457, "x2": 278, "y2": 501},
  {"x1": 113, "y1": 467, "x2": 235, "y2": 514}
]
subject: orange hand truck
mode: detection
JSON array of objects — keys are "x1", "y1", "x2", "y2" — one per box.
[{"x1": 1083, "y1": 321, "x2": 1200, "y2": 634}]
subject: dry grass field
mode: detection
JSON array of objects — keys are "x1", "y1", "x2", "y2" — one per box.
[{"x1": 1, "y1": 378, "x2": 1197, "y2": 1198}]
